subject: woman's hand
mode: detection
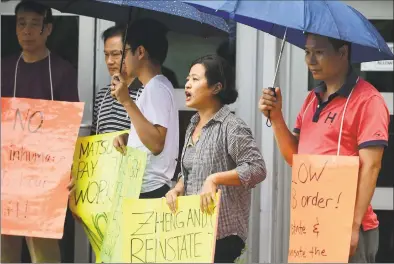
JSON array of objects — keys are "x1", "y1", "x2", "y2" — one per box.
[
  {"x1": 165, "y1": 189, "x2": 180, "y2": 213},
  {"x1": 200, "y1": 174, "x2": 218, "y2": 214}
]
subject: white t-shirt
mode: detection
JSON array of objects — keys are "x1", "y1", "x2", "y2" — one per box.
[{"x1": 127, "y1": 75, "x2": 179, "y2": 193}]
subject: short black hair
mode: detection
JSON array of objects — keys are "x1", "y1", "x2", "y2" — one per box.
[
  {"x1": 306, "y1": 32, "x2": 351, "y2": 61},
  {"x1": 126, "y1": 18, "x2": 169, "y2": 65},
  {"x1": 102, "y1": 25, "x2": 125, "y2": 44},
  {"x1": 327, "y1": 37, "x2": 352, "y2": 61},
  {"x1": 191, "y1": 54, "x2": 238, "y2": 105},
  {"x1": 15, "y1": 0, "x2": 53, "y2": 24}
]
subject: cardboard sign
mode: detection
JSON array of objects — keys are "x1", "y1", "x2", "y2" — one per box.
[
  {"x1": 120, "y1": 193, "x2": 221, "y2": 263},
  {"x1": 288, "y1": 154, "x2": 359, "y2": 263},
  {"x1": 69, "y1": 131, "x2": 146, "y2": 262},
  {"x1": 1, "y1": 97, "x2": 84, "y2": 238}
]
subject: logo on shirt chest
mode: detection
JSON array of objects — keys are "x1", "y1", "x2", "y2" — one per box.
[{"x1": 324, "y1": 111, "x2": 337, "y2": 124}]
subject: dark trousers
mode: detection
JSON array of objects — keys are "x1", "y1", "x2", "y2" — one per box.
[
  {"x1": 349, "y1": 227, "x2": 379, "y2": 263},
  {"x1": 214, "y1": 235, "x2": 245, "y2": 263},
  {"x1": 139, "y1": 184, "x2": 170, "y2": 199}
]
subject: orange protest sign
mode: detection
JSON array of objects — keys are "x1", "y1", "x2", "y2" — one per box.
[
  {"x1": 1, "y1": 97, "x2": 84, "y2": 239},
  {"x1": 288, "y1": 154, "x2": 359, "y2": 263}
]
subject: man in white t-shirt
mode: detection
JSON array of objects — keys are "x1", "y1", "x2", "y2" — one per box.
[{"x1": 111, "y1": 18, "x2": 179, "y2": 198}]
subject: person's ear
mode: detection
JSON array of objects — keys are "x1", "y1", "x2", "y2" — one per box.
[
  {"x1": 339, "y1": 45, "x2": 348, "y2": 59},
  {"x1": 212, "y1": 83, "x2": 222, "y2": 95},
  {"x1": 45, "y1": 23, "x2": 53, "y2": 37},
  {"x1": 137, "y1": 46, "x2": 145, "y2": 60}
]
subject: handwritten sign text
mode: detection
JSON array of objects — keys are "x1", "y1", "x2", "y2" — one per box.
[
  {"x1": 288, "y1": 154, "x2": 359, "y2": 263},
  {"x1": 1, "y1": 97, "x2": 84, "y2": 238},
  {"x1": 121, "y1": 194, "x2": 220, "y2": 263}
]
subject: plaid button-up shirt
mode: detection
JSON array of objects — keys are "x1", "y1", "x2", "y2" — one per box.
[{"x1": 179, "y1": 106, "x2": 267, "y2": 241}]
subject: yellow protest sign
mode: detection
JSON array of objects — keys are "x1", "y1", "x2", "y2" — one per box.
[
  {"x1": 288, "y1": 154, "x2": 359, "y2": 263},
  {"x1": 69, "y1": 131, "x2": 147, "y2": 262},
  {"x1": 100, "y1": 145, "x2": 148, "y2": 262},
  {"x1": 121, "y1": 193, "x2": 221, "y2": 263}
]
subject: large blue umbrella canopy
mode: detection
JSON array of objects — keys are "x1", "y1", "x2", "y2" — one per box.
[
  {"x1": 33, "y1": 0, "x2": 229, "y2": 37},
  {"x1": 183, "y1": 0, "x2": 394, "y2": 63}
]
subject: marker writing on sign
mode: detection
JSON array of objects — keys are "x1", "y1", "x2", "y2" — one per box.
[
  {"x1": 8, "y1": 145, "x2": 57, "y2": 163},
  {"x1": 288, "y1": 246, "x2": 327, "y2": 259},
  {"x1": 130, "y1": 232, "x2": 204, "y2": 263},
  {"x1": 131, "y1": 209, "x2": 214, "y2": 236},
  {"x1": 313, "y1": 217, "x2": 319, "y2": 238},
  {"x1": 291, "y1": 160, "x2": 342, "y2": 210},
  {"x1": 13, "y1": 108, "x2": 44, "y2": 133},
  {"x1": 290, "y1": 220, "x2": 307, "y2": 236},
  {"x1": 293, "y1": 160, "x2": 328, "y2": 185},
  {"x1": 79, "y1": 139, "x2": 116, "y2": 159},
  {"x1": 82, "y1": 212, "x2": 108, "y2": 252},
  {"x1": 2, "y1": 200, "x2": 29, "y2": 218},
  {"x1": 290, "y1": 218, "x2": 320, "y2": 237},
  {"x1": 127, "y1": 207, "x2": 215, "y2": 263},
  {"x1": 76, "y1": 159, "x2": 100, "y2": 179},
  {"x1": 73, "y1": 179, "x2": 118, "y2": 205},
  {"x1": 292, "y1": 189, "x2": 343, "y2": 210}
]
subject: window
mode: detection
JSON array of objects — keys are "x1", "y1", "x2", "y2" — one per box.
[
  {"x1": 164, "y1": 31, "x2": 228, "y2": 88},
  {"x1": 163, "y1": 19, "x2": 236, "y2": 89}
]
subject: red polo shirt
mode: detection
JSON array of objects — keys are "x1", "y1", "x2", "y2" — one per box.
[{"x1": 293, "y1": 70, "x2": 390, "y2": 231}]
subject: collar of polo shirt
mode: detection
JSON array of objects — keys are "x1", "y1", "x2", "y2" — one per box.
[{"x1": 314, "y1": 67, "x2": 359, "y2": 99}]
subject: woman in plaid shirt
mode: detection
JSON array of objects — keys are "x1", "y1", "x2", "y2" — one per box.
[{"x1": 165, "y1": 54, "x2": 267, "y2": 263}]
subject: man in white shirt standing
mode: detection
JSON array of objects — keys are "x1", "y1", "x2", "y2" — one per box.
[{"x1": 111, "y1": 18, "x2": 179, "y2": 198}]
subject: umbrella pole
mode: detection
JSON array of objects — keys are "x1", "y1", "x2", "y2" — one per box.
[
  {"x1": 119, "y1": 7, "x2": 133, "y2": 74},
  {"x1": 266, "y1": 27, "x2": 288, "y2": 127}
]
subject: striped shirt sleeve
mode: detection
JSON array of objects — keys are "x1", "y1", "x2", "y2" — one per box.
[{"x1": 91, "y1": 87, "x2": 107, "y2": 135}]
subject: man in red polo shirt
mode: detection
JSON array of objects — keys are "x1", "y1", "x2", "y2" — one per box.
[{"x1": 259, "y1": 33, "x2": 389, "y2": 263}]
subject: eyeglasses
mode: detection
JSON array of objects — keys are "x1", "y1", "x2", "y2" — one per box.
[
  {"x1": 104, "y1": 48, "x2": 131, "y2": 60},
  {"x1": 16, "y1": 21, "x2": 44, "y2": 33}
]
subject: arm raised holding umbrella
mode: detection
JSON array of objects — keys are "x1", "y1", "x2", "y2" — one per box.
[{"x1": 259, "y1": 32, "x2": 389, "y2": 263}]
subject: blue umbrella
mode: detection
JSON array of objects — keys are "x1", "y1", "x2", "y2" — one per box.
[
  {"x1": 183, "y1": 0, "x2": 394, "y2": 126},
  {"x1": 34, "y1": 0, "x2": 229, "y2": 37},
  {"x1": 182, "y1": 0, "x2": 393, "y2": 63},
  {"x1": 34, "y1": 0, "x2": 230, "y2": 75},
  {"x1": 97, "y1": 0, "x2": 230, "y2": 73},
  {"x1": 99, "y1": 0, "x2": 229, "y2": 34}
]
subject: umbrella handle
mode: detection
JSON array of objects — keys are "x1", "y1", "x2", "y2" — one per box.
[
  {"x1": 266, "y1": 87, "x2": 276, "y2": 127},
  {"x1": 266, "y1": 28, "x2": 288, "y2": 128}
]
